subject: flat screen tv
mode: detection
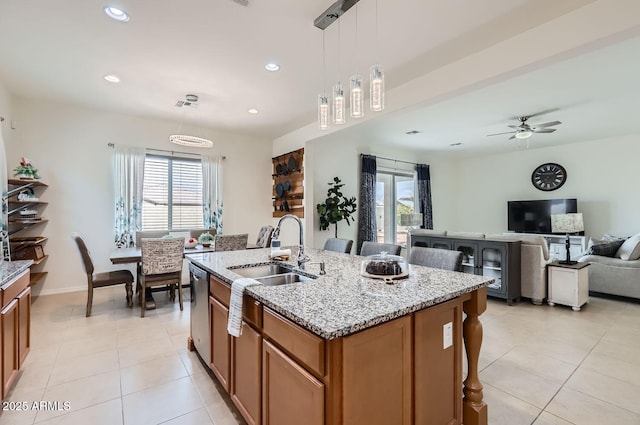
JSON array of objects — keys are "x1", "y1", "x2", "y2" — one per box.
[{"x1": 507, "y1": 199, "x2": 578, "y2": 234}]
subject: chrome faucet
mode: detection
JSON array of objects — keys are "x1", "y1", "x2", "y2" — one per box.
[{"x1": 272, "y1": 214, "x2": 311, "y2": 269}]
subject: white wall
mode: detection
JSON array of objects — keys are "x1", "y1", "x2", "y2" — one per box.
[
  {"x1": 5, "y1": 98, "x2": 273, "y2": 295},
  {"x1": 453, "y1": 133, "x2": 640, "y2": 239}
]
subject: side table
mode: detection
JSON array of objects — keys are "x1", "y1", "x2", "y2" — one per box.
[{"x1": 547, "y1": 261, "x2": 590, "y2": 311}]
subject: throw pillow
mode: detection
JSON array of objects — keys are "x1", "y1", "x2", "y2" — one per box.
[
  {"x1": 585, "y1": 239, "x2": 626, "y2": 257},
  {"x1": 616, "y1": 233, "x2": 640, "y2": 260}
]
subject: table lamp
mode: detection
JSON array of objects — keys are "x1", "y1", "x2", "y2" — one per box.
[
  {"x1": 400, "y1": 213, "x2": 423, "y2": 229},
  {"x1": 551, "y1": 213, "x2": 584, "y2": 265}
]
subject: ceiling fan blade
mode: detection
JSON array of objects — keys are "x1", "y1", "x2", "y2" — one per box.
[
  {"x1": 535, "y1": 120, "x2": 561, "y2": 128},
  {"x1": 509, "y1": 134, "x2": 516, "y2": 140},
  {"x1": 513, "y1": 108, "x2": 560, "y2": 121},
  {"x1": 507, "y1": 125, "x2": 522, "y2": 129},
  {"x1": 487, "y1": 131, "x2": 516, "y2": 137},
  {"x1": 533, "y1": 128, "x2": 556, "y2": 134}
]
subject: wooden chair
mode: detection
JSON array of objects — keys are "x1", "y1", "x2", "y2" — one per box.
[
  {"x1": 139, "y1": 237, "x2": 185, "y2": 317},
  {"x1": 72, "y1": 233, "x2": 134, "y2": 317},
  {"x1": 215, "y1": 233, "x2": 249, "y2": 251},
  {"x1": 408, "y1": 246, "x2": 463, "y2": 272},
  {"x1": 255, "y1": 226, "x2": 274, "y2": 248},
  {"x1": 323, "y1": 238, "x2": 354, "y2": 254},
  {"x1": 135, "y1": 230, "x2": 169, "y2": 247},
  {"x1": 359, "y1": 241, "x2": 402, "y2": 256}
]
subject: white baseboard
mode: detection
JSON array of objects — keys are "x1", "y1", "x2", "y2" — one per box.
[{"x1": 35, "y1": 285, "x2": 85, "y2": 296}]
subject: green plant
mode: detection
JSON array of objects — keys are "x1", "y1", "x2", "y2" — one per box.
[
  {"x1": 316, "y1": 177, "x2": 357, "y2": 238},
  {"x1": 198, "y1": 232, "x2": 215, "y2": 244},
  {"x1": 13, "y1": 165, "x2": 40, "y2": 179}
]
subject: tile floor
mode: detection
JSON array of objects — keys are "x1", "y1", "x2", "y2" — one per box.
[{"x1": 1, "y1": 287, "x2": 639, "y2": 424}]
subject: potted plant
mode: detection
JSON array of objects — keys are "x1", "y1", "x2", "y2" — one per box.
[
  {"x1": 316, "y1": 177, "x2": 357, "y2": 238},
  {"x1": 13, "y1": 157, "x2": 40, "y2": 180},
  {"x1": 198, "y1": 232, "x2": 215, "y2": 247}
]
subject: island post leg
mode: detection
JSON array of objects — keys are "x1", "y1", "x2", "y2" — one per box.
[{"x1": 462, "y1": 287, "x2": 487, "y2": 425}]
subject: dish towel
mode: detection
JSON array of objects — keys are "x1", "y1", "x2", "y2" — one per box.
[
  {"x1": 269, "y1": 248, "x2": 292, "y2": 259},
  {"x1": 227, "y1": 277, "x2": 262, "y2": 337}
]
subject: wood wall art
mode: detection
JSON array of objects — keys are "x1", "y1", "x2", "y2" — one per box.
[{"x1": 272, "y1": 148, "x2": 304, "y2": 218}]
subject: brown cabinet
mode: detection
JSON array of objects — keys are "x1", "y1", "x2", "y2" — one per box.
[
  {"x1": 262, "y1": 340, "x2": 324, "y2": 425},
  {"x1": 210, "y1": 296, "x2": 231, "y2": 391},
  {"x1": 231, "y1": 322, "x2": 262, "y2": 425},
  {"x1": 1, "y1": 298, "x2": 18, "y2": 399},
  {"x1": 414, "y1": 298, "x2": 463, "y2": 424}
]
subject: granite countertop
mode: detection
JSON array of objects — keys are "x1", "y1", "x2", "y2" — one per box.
[
  {"x1": 186, "y1": 248, "x2": 493, "y2": 340},
  {"x1": 0, "y1": 260, "x2": 33, "y2": 289}
]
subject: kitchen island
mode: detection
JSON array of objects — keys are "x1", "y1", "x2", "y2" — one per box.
[{"x1": 187, "y1": 248, "x2": 490, "y2": 425}]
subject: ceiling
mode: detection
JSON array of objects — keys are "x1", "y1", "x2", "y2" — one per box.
[{"x1": 0, "y1": 0, "x2": 638, "y2": 154}]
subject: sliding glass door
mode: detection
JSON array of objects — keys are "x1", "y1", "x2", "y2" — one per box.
[{"x1": 376, "y1": 171, "x2": 416, "y2": 247}]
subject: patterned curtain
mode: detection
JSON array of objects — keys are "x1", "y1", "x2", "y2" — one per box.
[
  {"x1": 416, "y1": 164, "x2": 433, "y2": 229},
  {"x1": 202, "y1": 154, "x2": 223, "y2": 235},
  {"x1": 356, "y1": 154, "x2": 377, "y2": 254},
  {"x1": 113, "y1": 146, "x2": 145, "y2": 248}
]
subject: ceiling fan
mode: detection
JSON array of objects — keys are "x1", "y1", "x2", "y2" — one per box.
[{"x1": 487, "y1": 115, "x2": 561, "y2": 140}]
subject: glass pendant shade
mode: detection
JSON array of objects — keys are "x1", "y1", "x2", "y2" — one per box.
[
  {"x1": 370, "y1": 65, "x2": 385, "y2": 112},
  {"x1": 318, "y1": 94, "x2": 329, "y2": 130},
  {"x1": 350, "y1": 75, "x2": 364, "y2": 118},
  {"x1": 333, "y1": 82, "x2": 345, "y2": 125}
]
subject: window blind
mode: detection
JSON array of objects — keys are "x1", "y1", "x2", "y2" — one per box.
[{"x1": 142, "y1": 155, "x2": 204, "y2": 231}]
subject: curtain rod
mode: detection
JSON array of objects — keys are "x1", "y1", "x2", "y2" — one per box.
[
  {"x1": 107, "y1": 143, "x2": 225, "y2": 159},
  {"x1": 362, "y1": 153, "x2": 417, "y2": 166}
]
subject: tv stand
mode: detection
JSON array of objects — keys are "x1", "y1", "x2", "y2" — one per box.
[{"x1": 509, "y1": 233, "x2": 586, "y2": 262}]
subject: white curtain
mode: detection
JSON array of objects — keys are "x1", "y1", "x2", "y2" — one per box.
[
  {"x1": 202, "y1": 154, "x2": 223, "y2": 235},
  {"x1": 113, "y1": 146, "x2": 145, "y2": 248}
]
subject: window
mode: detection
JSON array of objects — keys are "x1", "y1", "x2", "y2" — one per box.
[
  {"x1": 142, "y1": 155, "x2": 203, "y2": 231},
  {"x1": 376, "y1": 170, "x2": 416, "y2": 246}
]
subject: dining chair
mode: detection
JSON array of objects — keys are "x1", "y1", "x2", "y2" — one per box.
[
  {"x1": 215, "y1": 233, "x2": 249, "y2": 251},
  {"x1": 255, "y1": 225, "x2": 274, "y2": 248},
  {"x1": 72, "y1": 233, "x2": 134, "y2": 317},
  {"x1": 135, "y1": 230, "x2": 169, "y2": 247},
  {"x1": 359, "y1": 241, "x2": 402, "y2": 256},
  {"x1": 190, "y1": 228, "x2": 216, "y2": 239},
  {"x1": 139, "y1": 237, "x2": 185, "y2": 317},
  {"x1": 408, "y1": 246, "x2": 463, "y2": 272},
  {"x1": 323, "y1": 238, "x2": 354, "y2": 254}
]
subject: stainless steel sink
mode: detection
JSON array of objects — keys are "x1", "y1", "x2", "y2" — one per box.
[
  {"x1": 228, "y1": 263, "x2": 316, "y2": 286},
  {"x1": 230, "y1": 263, "x2": 294, "y2": 278},
  {"x1": 256, "y1": 273, "x2": 314, "y2": 286}
]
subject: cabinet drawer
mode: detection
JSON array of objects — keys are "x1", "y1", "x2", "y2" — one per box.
[
  {"x1": 263, "y1": 308, "x2": 325, "y2": 376},
  {"x1": 211, "y1": 277, "x2": 231, "y2": 306},
  {"x1": 1, "y1": 271, "x2": 29, "y2": 309},
  {"x1": 210, "y1": 277, "x2": 262, "y2": 328}
]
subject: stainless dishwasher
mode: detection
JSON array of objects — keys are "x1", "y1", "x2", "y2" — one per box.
[{"x1": 189, "y1": 262, "x2": 210, "y2": 364}]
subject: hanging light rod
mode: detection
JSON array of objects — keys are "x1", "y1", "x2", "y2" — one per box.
[{"x1": 314, "y1": 0, "x2": 360, "y2": 30}]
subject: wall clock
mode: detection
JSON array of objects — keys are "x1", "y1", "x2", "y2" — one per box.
[{"x1": 531, "y1": 163, "x2": 566, "y2": 191}]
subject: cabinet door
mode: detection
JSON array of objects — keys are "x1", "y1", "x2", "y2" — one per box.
[
  {"x1": 480, "y1": 244, "x2": 507, "y2": 297},
  {"x1": 414, "y1": 298, "x2": 463, "y2": 425},
  {"x1": 262, "y1": 340, "x2": 324, "y2": 425},
  {"x1": 210, "y1": 296, "x2": 231, "y2": 391},
  {"x1": 453, "y1": 241, "x2": 480, "y2": 275},
  {"x1": 1, "y1": 299, "x2": 19, "y2": 399},
  {"x1": 17, "y1": 287, "x2": 30, "y2": 368},
  {"x1": 231, "y1": 322, "x2": 262, "y2": 425}
]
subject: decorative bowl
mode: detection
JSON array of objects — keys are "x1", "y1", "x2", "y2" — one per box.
[{"x1": 185, "y1": 238, "x2": 198, "y2": 249}]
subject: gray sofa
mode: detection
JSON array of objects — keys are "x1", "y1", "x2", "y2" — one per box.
[{"x1": 577, "y1": 232, "x2": 640, "y2": 299}]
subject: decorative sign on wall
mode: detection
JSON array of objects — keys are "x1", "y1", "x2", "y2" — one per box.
[{"x1": 272, "y1": 148, "x2": 304, "y2": 218}]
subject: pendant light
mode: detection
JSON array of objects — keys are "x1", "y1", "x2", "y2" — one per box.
[
  {"x1": 318, "y1": 30, "x2": 329, "y2": 130},
  {"x1": 350, "y1": 5, "x2": 364, "y2": 119},
  {"x1": 370, "y1": 0, "x2": 385, "y2": 112},
  {"x1": 333, "y1": 19, "x2": 345, "y2": 125},
  {"x1": 170, "y1": 95, "x2": 214, "y2": 148}
]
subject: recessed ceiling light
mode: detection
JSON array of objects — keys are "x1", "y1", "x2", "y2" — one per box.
[
  {"x1": 405, "y1": 130, "x2": 422, "y2": 135},
  {"x1": 104, "y1": 6, "x2": 130, "y2": 22},
  {"x1": 104, "y1": 74, "x2": 120, "y2": 83},
  {"x1": 265, "y1": 63, "x2": 280, "y2": 72},
  {"x1": 248, "y1": 108, "x2": 259, "y2": 114}
]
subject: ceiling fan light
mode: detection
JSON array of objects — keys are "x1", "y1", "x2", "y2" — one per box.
[{"x1": 515, "y1": 130, "x2": 533, "y2": 139}]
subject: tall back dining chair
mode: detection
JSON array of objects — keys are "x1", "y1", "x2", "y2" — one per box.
[
  {"x1": 255, "y1": 226, "x2": 274, "y2": 248},
  {"x1": 323, "y1": 238, "x2": 354, "y2": 254},
  {"x1": 359, "y1": 241, "x2": 402, "y2": 256},
  {"x1": 72, "y1": 233, "x2": 134, "y2": 317},
  {"x1": 215, "y1": 233, "x2": 249, "y2": 251},
  {"x1": 408, "y1": 246, "x2": 463, "y2": 272},
  {"x1": 135, "y1": 230, "x2": 169, "y2": 247},
  {"x1": 139, "y1": 237, "x2": 185, "y2": 317}
]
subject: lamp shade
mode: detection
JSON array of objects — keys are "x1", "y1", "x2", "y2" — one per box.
[
  {"x1": 551, "y1": 213, "x2": 584, "y2": 233},
  {"x1": 400, "y1": 213, "x2": 423, "y2": 227}
]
